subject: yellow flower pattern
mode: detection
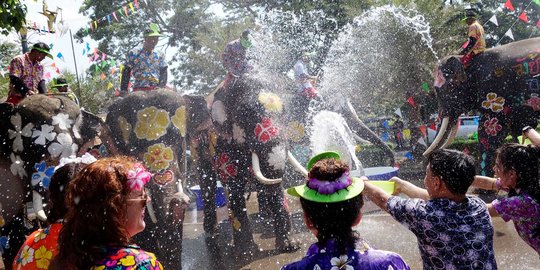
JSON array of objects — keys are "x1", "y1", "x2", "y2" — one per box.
[
  {"x1": 144, "y1": 143, "x2": 174, "y2": 171},
  {"x1": 286, "y1": 121, "x2": 305, "y2": 142},
  {"x1": 481, "y1": 93, "x2": 505, "y2": 113},
  {"x1": 258, "y1": 92, "x2": 283, "y2": 113},
  {"x1": 34, "y1": 246, "x2": 52, "y2": 269},
  {"x1": 134, "y1": 106, "x2": 170, "y2": 140},
  {"x1": 119, "y1": 256, "x2": 136, "y2": 266},
  {"x1": 171, "y1": 106, "x2": 187, "y2": 137}
]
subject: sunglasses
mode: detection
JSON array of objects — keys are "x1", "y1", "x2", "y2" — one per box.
[{"x1": 127, "y1": 192, "x2": 149, "y2": 208}]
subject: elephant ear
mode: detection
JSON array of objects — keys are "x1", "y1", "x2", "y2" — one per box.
[{"x1": 441, "y1": 56, "x2": 466, "y2": 84}]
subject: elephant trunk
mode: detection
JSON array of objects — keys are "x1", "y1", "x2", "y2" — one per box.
[
  {"x1": 252, "y1": 152, "x2": 283, "y2": 185},
  {"x1": 343, "y1": 100, "x2": 395, "y2": 166}
]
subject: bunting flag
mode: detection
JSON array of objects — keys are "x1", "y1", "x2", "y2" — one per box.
[
  {"x1": 394, "y1": 108, "x2": 402, "y2": 118},
  {"x1": 421, "y1": 82, "x2": 429, "y2": 93},
  {"x1": 93, "y1": 52, "x2": 99, "y2": 61},
  {"x1": 82, "y1": 48, "x2": 86, "y2": 56},
  {"x1": 56, "y1": 52, "x2": 64, "y2": 62},
  {"x1": 111, "y1": 67, "x2": 116, "y2": 75},
  {"x1": 505, "y1": 29, "x2": 515, "y2": 40},
  {"x1": 129, "y1": 3, "x2": 135, "y2": 13},
  {"x1": 419, "y1": 126, "x2": 427, "y2": 137},
  {"x1": 504, "y1": 0, "x2": 515, "y2": 11},
  {"x1": 489, "y1": 14, "x2": 499, "y2": 26},
  {"x1": 537, "y1": 20, "x2": 540, "y2": 29},
  {"x1": 86, "y1": 1, "x2": 145, "y2": 31},
  {"x1": 100, "y1": 73, "x2": 106, "y2": 81},
  {"x1": 86, "y1": 42, "x2": 91, "y2": 52},
  {"x1": 134, "y1": 0, "x2": 139, "y2": 9},
  {"x1": 417, "y1": 137, "x2": 427, "y2": 147},
  {"x1": 107, "y1": 82, "x2": 114, "y2": 90},
  {"x1": 113, "y1": 11, "x2": 119, "y2": 21},
  {"x1": 403, "y1": 129, "x2": 411, "y2": 140},
  {"x1": 43, "y1": 72, "x2": 51, "y2": 79},
  {"x1": 101, "y1": 52, "x2": 106, "y2": 61},
  {"x1": 429, "y1": 122, "x2": 437, "y2": 131},
  {"x1": 463, "y1": 147, "x2": 470, "y2": 155},
  {"x1": 107, "y1": 15, "x2": 111, "y2": 24},
  {"x1": 519, "y1": 12, "x2": 529, "y2": 23},
  {"x1": 404, "y1": 151, "x2": 414, "y2": 160},
  {"x1": 407, "y1": 96, "x2": 416, "y2": 108},
  {"x1": 123, "y1": 6, "x2": 129, "y2": 16},
  {"x1": 55, "y1": 68, "x2": 60, "y2": 74}
]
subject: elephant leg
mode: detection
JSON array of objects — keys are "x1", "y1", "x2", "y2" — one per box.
[
  {"x1": 257, "y1": 182, "x2": 299, "y2": 253},
  {"x1": 476, "y1": 114, "x2": 506, "y2": 202},
  {"x1": 226, "y1": 172, "x2": 257, "y2": 253},
  {"x1": 199, "y1": 161, "x2": 218, "y2": 236}
]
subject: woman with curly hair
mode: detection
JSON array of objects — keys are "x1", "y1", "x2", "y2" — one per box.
[{"x1": 49, "y1": 156, "x2": 162, "y2": 270}]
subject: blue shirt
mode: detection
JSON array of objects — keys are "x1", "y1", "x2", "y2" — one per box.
[
  {"x1": 387, "y1": 195, "x2": 497, "y2": 270},
  {"x1": 126, "y1": 48, "x2": 167, "y2": 88}
]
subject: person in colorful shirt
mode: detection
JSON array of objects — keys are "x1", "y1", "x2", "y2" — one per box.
[
  {"x1": 472, "y1": 143, "x2": 540, "y2": 255},
  {"x1": 5, "y1": 42, "x2": 52, "y2": 105},
  {"x1": 363, "y1": 149, "x2": 497, "y2": 269},
  {"x1": 48, "y1": 77, "x2": 79, "y2": 105},
  {"x1": 459, "y1": 9, "x2": 485, "y2": 68},
  {"x1": 222, "y1": 29, "x2": 253, "y2": 86},
  {"x1": 282, "y1": 152, "x2": 410, "y2": 270},
  {"x1": 120, "y1": 23, "x2": 167, "y2": 94},
  {"x1": 293, "y1": 52, "x2": 318, "y2": 99},
  {"x1": 12, "y1": 154, "x2": 96, "y2": 270},
  {"x1": 49, "y1": 157, "x2": 163, "y2": 270}
]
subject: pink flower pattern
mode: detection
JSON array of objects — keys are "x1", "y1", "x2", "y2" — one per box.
[
  {"x1": 214, "y1": 153, "x2": 237, "y2": 182},
  {"x1": 483, "y1": 117, "x2": 502, "y2": 137},
  {"x1": 254, "y1": 117, "x2": 279, "y2": 143},
  {"x1": 524, "y1": 95, "x2": 540, "y2": 111}
]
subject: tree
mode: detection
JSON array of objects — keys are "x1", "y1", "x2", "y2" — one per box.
[
  {"x1": 0, "y1": 41, "x2": 20, "y2": 99},
  {"x1": 0, "y1": 0, "x2": 26, "y2": 35}
]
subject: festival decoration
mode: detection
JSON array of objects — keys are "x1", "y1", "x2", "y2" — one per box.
[
  {"x1": 31, "y1": 161, "x2": 55, "y2": 189},
  {"x1": 484, "y1": 117, "x2": 503, "y2": 136},
  {"x1": 214, "y1": 153, "x2": 238, "y2": 182},
  {"x1": 153, "y1": 170, "x2": 174, "y2": 186},
  {"x1": 10, "y1": 153, "x2": 27, "y2": 178},
  {"x1": 481, "y1": 93, "x2": 505, "y2": 113},
  {"x1": 254, "y1": 117, "x2": 279, "y2": 143},
  {"x1": 171, "y1": 106, "x2": 187, "y2": 137},
  {"x1": 504, "y1": 0, "x2": 515, "y2": 11},
  {"x1": 51, "y1": 113, "x2": 73, "y2": 131},
  {"x1": 286, "y1": 121, "x2": 305, "y2": 142},
  {"x1": 126, "y1": 163, "x2": 152, "y2": 191},
  {"x1": 32, "y1": 124, "x2": 56, "y2": 145},
  {"x1": 407, "y1": 96, "x2": 416, "y2": 107},
  {"x1": 489, "y1": 14, "x2": 499, "y2": 26},
  {"x1": 134, "y1": 106, "x2": 170, "y2": 140},
  {"x1": 267, "y1": 144, "x2": 286, "y2": 171},
  {"x1": 143, "y1": 143, "x2": 174, "y2": 171},
  {"x1": 47, "y1": 133, "x2": 78, "y2": 158},
  {"x1": 232, "y1": 123, "x2": 246, "y2": 144},
  {"x1": 258, "y1": 92, "x2": 283, "y2": 113},
  {"x1": 9, "y1": 113, "x2": 34, "y2": 153}
]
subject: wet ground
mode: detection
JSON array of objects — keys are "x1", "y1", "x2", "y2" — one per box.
[{"x1": 181, "y1": 192, "x2": 539, "y2": 270}]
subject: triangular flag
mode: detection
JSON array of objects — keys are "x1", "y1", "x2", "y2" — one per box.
[
  {"x1": 95, "y1": 65, "x2": 100, "y2": 72},
  {"x1": 100, "y1": 73, "x2": 106, "y2": 81},
  {"x1": 113, "y1": 11, "x2": 119, "y2": 21},
  {"x1": 419, "y1": 126, "x2": 427, "y2": 137},
  {"x1": 129, "y1": 3, "x2": 135, "y2": 13},
  {"x1": 463, "y1": 147, "x2": 470, "y2": 155},
  {"x1": 49, "y1": 43, "x2": 54, "y2": 50},
  {"x1": 107, "y1": 82, "x2": 114, "y2": 90},
  {"x1": 118, "y1": 8, "x2": 124, "y2": 17},
  {"x1": 489, "y1": 14, "x2": 498, "y2": 26},
  {"x1": 518, "y1": 12, "x2": 528, "y2": 23},
  {"x1": 504, "y1": 0, "x2": 515, "y2": 11},
  {"x1": 417, "y1": 137, "x2": 427, "y2": 147},
  {"x1": 101, "y1": 52, "x2": 106, "y2": 61},
  {"x1": 123, "y1": 6, "x2": 129, "y2": 16},
  {"x1": 43, "y1": 72, "x2": 51, "y2": 79},
  {"x1": 82, "y1": 48, "x2": 86, "y2": 56},
  {"x1": 86, "y1": 42, "x2": 91, "y2": 52},
  {"x1": 51, "y1": 62, "x2": 56, "y2": 68},
  {"x1": 407, "y1": 96, "x2": 416, "y2": 107},
  {"x1": 110, "y1": 59, "x2": 116, "y2": 66},
  {"x1": 429, "y1": 122, "x2": 437, "y2": 131},
  {"x1": 134, "y1": 0, "x2": 139, "y2": 9},
  {"x1": 55, "y1": 68, "x2": 60, "y2": 74},
  {"x1": 93, "y1": 21, "x2": 97, "y2": 29},
  {"x1": 394, "y1": 108, "x2": 402, "y2": 118},
  {"x1": 56, "y1": 52, "x2": 64, "y2": 61},
  {"x1": 421, "y1": 82, "x2": 429, "y2": 93},
  {"x1": 537, "y1": 20, "x2": 540, "y2": 29},
  {"x1": 505, "y1": 29, "x2": 515, "y2": 40},
  {"x1": 111, "y1": 67, "x2": 116, "y2": 75},
  {"x1": 107, "y1": 15, "x2": 111, "y2": 24},
  {"x1": 94, "y1": 52, "x2": 99, "y2": 61}
]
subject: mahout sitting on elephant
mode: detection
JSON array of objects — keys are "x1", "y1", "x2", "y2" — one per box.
[
  {"x1": 425, "y1": 37, "x2": 540, "y2": 177},
  {"x1": 0, "y1": 94, "x2": 101, "y2": 269},
  {"x1": 103, "y1": 89, "x2": 210, "y2": 269}
]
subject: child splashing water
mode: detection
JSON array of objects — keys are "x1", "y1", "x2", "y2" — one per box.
[
  {"x1": 472, "y1": 143, "x2": 540, "y2": 254},
  {"x1": 282, "y1": 152, "x2": 410, "y2": 270}
]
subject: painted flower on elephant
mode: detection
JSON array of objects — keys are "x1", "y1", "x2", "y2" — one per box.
[
  {"x1": 481, "y1": 93, "x2": 505, "y2": 113},
  {"x1": 31, "y1": 161, "x2": 55, "y2": 189},
  {"x1": 254, "y1": 117, "x2": 279, "y2": 143},
  {"x1": 484, "y1": 117, "x2": 502, "y2": 136},
  {"x1": 211, "y1": 100, "x2": 227, "y2": 124},
  {"x1": 268, "y1": 144, "x2": 286, "y2": 171},
  {"x1": 9, "y1": 113, "x2": 34, "y2": 153},
  {"x1": 117, "y1": 116, "x2": 132, "y2": 144},
  {"x1": 214, "y1": 153, "x2": 237, "y2": 182},
  {"x1": 286, "y1": 121, "x2": 305, "y2": 142},
  {"x1": 52, "y1": 113, "x2": 73, "y2": 131},
  {"x1": 143, "y1": 143, "x2": 174, "y2": 171},
  {"x1": 232, "y1": 123, "x2": 246, "y2": 144},
  {"x1": 258, "y1": 92, "x2": 283, "y2": 113},
  {"x1": 135, "y1": 106, "x2": 170, "y2": 141},
  {"x1": 171, "y1": 106, "x2": 187, "y2": 137},
  {"x1": 48, "y1": 133, "x2": 78, "y2": 158},
  {"x1": 10, "y1": 153, "x2": 27, "y2": 178},
  {"x1": 524, "y1": 94, "x2": 540, "y2": 111},
  {"x1": 32, "y1": 124, "x2": 56, "y2": 146}
]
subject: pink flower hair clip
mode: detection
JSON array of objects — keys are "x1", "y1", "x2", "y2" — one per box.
[{"x1": 126, "y1": 163, "x2": 153, "y2": 191}]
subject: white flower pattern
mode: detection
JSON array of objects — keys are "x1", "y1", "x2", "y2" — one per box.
[
  {"x1": 267, "y1": 144, "x2": 286, "y2": 171},
  {"x1": 10, "y1": 153, "x2": 27, "y2": 178},
  {"x1": 211, "y1": 100, "x2": 227, "y2": 124},
  {"x1": 330, "y1": 255, "x2": 353, "y2": 270},
  {"x1": 232, "y1": 124, "x2": 246, "y2": 144},
  {"x1": 32, "y1": 124, "x2": 57, "y2": 145},
  {"x1": 8, "y1": 113, "x2": 34, "y2": 152},
  {"x1": 52, "y1": 113, "x2": 73, "y2": 130},
  {"x1": 47, "y1": 133, "x2": 78, "y2": 158}
]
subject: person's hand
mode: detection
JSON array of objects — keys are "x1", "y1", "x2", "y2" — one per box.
[
  {"x1": 389, "y1": 177, "x2": 405, "y2": 195},
  {"x1": 360, "y1": 176, "x2": 369, "y2": 182}
]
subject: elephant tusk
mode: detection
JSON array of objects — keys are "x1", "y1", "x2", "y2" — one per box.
[
  {"x1": 33, "y1": 190, "x2": 47, "y2": 222},
  {"x1": 423, "y1": 117, "x2": 450, "y2": 156},
  {"x1": 287, "y1": 151, "x2": 308, "y2": 177},
  {"x1": 440, "y1": 122, "x2": 459, "y2": 149},
  {"x1": 252, "y1": 152, "x2": 282, "y2": 185},
  {"x1": 145, "y1": 189, "x2": 158, "y2": 224}
]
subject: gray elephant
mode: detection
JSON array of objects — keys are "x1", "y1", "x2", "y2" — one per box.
[
  {"x1": 103, "y1": 89, "x2": 209, "y2": 270},
  {"x1": 425, "y1": 37, "x2": 540, "y2": 176},
  {"x1": 0, "y1": 95, "x2": 101, "y2": 269}
]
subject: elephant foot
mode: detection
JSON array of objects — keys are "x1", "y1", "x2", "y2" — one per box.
[
  {"x1": 233, "y1": 240, "x2": 260, "y2": 258},
  {"x1": 275, "y1": 236, "x2": 300, "y2": 253}
]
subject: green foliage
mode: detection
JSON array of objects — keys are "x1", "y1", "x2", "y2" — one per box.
[
  {"x1": 0, "y1": 41, "x2": 20, "y2": 99},
  {"x1": 0, "y1": 0, "x2": 26, "y2": 35}
]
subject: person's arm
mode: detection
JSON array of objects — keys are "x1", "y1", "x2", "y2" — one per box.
[
  {"x1": 158, "y1": 66, "x2": 167, "y2": 88},
  {"x1": 9, "y1": 75, "x2": 30, "y2": 95},
  {"x1": 120, "y1": 65, "x2": 132, "y2": 94},
  {"x1": 361, "y1": 176, "x2": 391, "y2": 211},
  {"x1": 523, "y1": 126, "x2": 540, "y2": 146},
  {"x1": 391, "y1": 177, "x2": 429, "y2": 200},
  {"x1": 472, "y1": 175, "x2": 497, "y2": 191},
  {"x1": 37, "y1": 79, "x2": 47, "y2": 94},
  {"x1": 460, "y1": 36, "x2": 477, "y2": 55},
  {"x1": 486, "y1": 203, "x2": 500, "y2": 217}
]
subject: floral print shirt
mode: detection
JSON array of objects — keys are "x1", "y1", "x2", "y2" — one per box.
[
  {"x1": 91, "y1": 244, "x2": 163, "y2": 270},
  {"x1": 8, "y1": 53, "x2": 44, "y2": 92},
  {"x1": 13, "y1": 223, "x2": 62, "y2": 269},
  {"x1": 467, "y1": 21, "x2": 486, "y2": 54},
  {"x1": 222, "y1": 39, "x2": 251, "y2": 76},
  {"x1": 492, "y1": 192, "x2": 540, "y2": 254},
  {"x1": 387, "y1": 195, "x2": 497, "y2": 270},
  {"x1": 126, "y1": 48, "x2": 167, "y2": 89},
  {"x1": 281, "y1": 239, "x2": 410, "y2": 270}
]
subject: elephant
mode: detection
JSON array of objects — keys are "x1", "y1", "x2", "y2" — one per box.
[
  {"x1": 424, "y1": 37, "x2": 540, "y2": 177},
  {"x1": 102, "y1": 89, "x2": 210, "y2": 270},
  {"x1": 0, "y1": 95, "x2": 101, "y2": 269}
]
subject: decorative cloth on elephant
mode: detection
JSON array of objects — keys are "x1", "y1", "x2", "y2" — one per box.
[{"x1": 125, "y1": 48, "x2": 167, "y2": 90}]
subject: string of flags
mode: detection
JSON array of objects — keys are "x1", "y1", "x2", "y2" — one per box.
[
  {"x1": 487, "y1": 0, "x2": 540, "y2": 42},
  {"x1": 86, "y1": 0, "x2": 148, "y2": 33}
]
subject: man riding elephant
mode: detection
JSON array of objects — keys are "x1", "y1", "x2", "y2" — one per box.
[
  {"x1": 222, "y1": 29, "x2": 253, "y2": 87},
  {"x1": 459, "y1": 9, "x2": 485, "y2": 68}
]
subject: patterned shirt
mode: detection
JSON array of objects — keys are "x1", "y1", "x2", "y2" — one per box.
[
  {"x1": 293, "y1": 60, "x2": 314, "y2": 91},
  {"x1": 281, "y1": 239, "x2": 410, "y2": 270},
  {"x1": 467, "y1": 21, "x2": 486, "y2": 54},
  {"x1": 13, "y1": 223, "x2": 62, "y2": 270},
  {"x1": 91, "y1": 244, "x2": 163, "y2": 270},
  {"x1": 387, "y1": 195, "x2": 497, "y2": 270},
  {"x1": 222, "y1": 39, "x2": 250, "y2": 76},
  {"x1": 126, "y1": 48, "x2": 167, "y2": 89},
  {"x1": 492, "y1": 192, "x2": 540, "y2": 254},
  {"x1": 8, "y1": 53, "x2": 44, "y2": 92}
]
